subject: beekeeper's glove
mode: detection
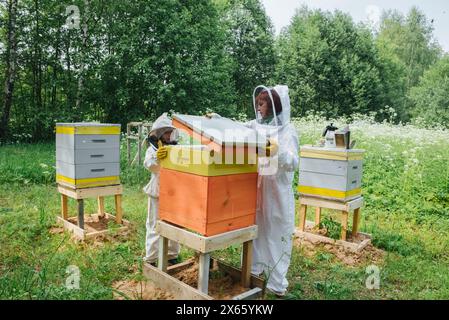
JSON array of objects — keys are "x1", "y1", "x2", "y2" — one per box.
[
  {"x1": 265, "y1": 138, "x2": 279, "y2": 157},
  {"x1": 157, "y1": 141, "x2": 168, "y2": 160}
]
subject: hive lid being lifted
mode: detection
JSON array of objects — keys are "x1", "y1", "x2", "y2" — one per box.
[{"x1": 172, "y1": 114, "x2": 267, "y2": 149}]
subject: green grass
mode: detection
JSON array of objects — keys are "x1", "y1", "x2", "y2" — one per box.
[{"x1": 1, "y1": 116, "x2": 448, "y2": 299}]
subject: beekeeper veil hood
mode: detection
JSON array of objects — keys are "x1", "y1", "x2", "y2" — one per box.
[
  {"x1": 149, "y1": 113, "x2": 178, "y2": 140},
  {"x1": 253, "y1": 85, "x2": 291, "y2": 127}
]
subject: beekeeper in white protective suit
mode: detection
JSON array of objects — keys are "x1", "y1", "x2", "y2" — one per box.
[
  {"x1": 207, "y1": 85, "x2": 299, "y2": 296},
  {"x1": 143, "y1": 113, "x2": 180, "y2": 265},
  {"x1": 247, "y1": 85, "x2": 300, "y2": 296}
]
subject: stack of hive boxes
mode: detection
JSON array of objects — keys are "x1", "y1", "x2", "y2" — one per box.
[
  {"x1": 56, "y1": 123, "x2": 121, "y2": 189},
  {"x1": 159, "y1": 114, "x2": 267, "y2": 236},
  {"x1": 298, "y1": 146, "x2": 365, "y2": 202}
]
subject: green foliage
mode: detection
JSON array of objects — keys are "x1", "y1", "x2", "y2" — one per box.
[
  {"x1": 370, "y1": 228, "x2": 425, "y2": 257},
  {"x1": 376, "y1": 7, "x2": 442, "y2": 121},
  {"x1": 1, "y1": 0, "x2": 237, "y2": 142},
  {"x1": 1, "y1": 2, "x2": 449, "y2": 142},
  {"x1": 313, "y1": 278, "x2": 351, "y2": 298},
  {"x1": 319, "y1": 217, "x2": 342, "y2": 240},
  {"x1": 217, "y1": 0, "x2": 276, "y2": 117},
  {"x1": 409, "y1": 55, "x2": 449, "y2": 128},
  {"x1": 0, "y1": 143, "x2": 55, "y2": 185},
  {"x1": 275, "y1": 7, "x2": 388, "y2": 118}
]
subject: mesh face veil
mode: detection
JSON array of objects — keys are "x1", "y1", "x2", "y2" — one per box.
[
  {"x1": 252, "y1": 85, "x2": 292, "y2": 128},
  {"x1": 253, "y1": 85, "x2": 279, "y2": 126}
]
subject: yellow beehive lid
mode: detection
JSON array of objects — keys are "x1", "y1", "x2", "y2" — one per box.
[
  {"x1": 161, "y1": 145, "x2": 257, "y2": 177},
  {"x1": 56, "y1": 123, "x2": 121, "y2": 135},
  {"x1": 300, "y1": 145, "x2": 365, "y2": 161}
]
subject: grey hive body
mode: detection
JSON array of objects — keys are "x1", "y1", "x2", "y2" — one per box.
[
  {"x1": 299, "y1": 146, "x2": 365, "y2": 202},
  {"x1": 56, "y1": 123, "x2": 121, "y2": 188}
]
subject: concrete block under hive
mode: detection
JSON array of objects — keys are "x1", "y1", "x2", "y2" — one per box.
[{"x1": 159, "y1": 114, "x2": 267, "y2": 236}]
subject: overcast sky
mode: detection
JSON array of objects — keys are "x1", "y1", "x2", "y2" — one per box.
[{"x1": 261, "y1": 0, "x2": 449, "y2": 52}]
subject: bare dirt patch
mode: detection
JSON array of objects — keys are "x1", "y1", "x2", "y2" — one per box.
[
  {"x1": 67, "y1": 214, "x2": 117, "y2": 231},
  {"x1": 295, "y1": 226, "x2": 385, "y2": 267},
  {"x1": 49, "y1": 227, "x2": 64, "y2": 234},
  {"x1": 112, "y1": 258, "x2": 252, "y2": 300},
  {"x1": 171, "y1": 259, "x2": 249, "y2": 299},
  {"x1": 112, "y1": 280, "x2": 174, "y2": 300}
]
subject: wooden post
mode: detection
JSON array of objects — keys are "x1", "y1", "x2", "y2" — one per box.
[
  {"x1": 352, "y1": 208, "x2": 361, "y2": 237},
  {"x1": 61, "y1": 194, "x2": 68, "y2": 220},
  {"x1": 315, "y1": 207, "x2": 321, "y2": 227},
  {"x1": 138, "y1": 124, "x2": 143, "y2": 166},
  {"x1": 341, "y1": 211, "x2": 349, "y2": 241},
  {"x1": 77, "y1": 199, "x2": 84, "y2": 229},
  {"x1": 198, "y1": 253, "x2": 210, "y2": 294},
  {"x1": 299, "y1": 204, "x2": 307, "y2": 231},
  {"x1": 241, "y1": 241, "x2": 253, "y2": 288},
  {"x1": 97, "y1": 196, "x2": 105, "y2": 217},
  {"x1": 158, "y1": 237, "x2": 169, "y2": 272},
  {"x1": 127, "y1": 123, "x2": 131, "y2": 165},
  {"x1": 131, "y1": 137, "x2": 147, "y2": 166},
  {"x1": 114, "y1": 194, "x2": 123, "y2": 224}
]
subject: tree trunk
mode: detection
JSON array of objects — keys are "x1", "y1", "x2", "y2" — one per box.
[
  {"x1": 52, "y1": 12, "x2": 62, "y2": 111},
  {"x1": 34, "y1": 0, "x2": 43, "y2": 112},
  {"x1": 65, "y1": 31, "x2": 72, "y2": 111},
  {"x1": 0, "y1": 0, "x2": 18, "y2": 141},
  {"x1": 75, "y1": 0, "x2": 89, "y2": 119}
]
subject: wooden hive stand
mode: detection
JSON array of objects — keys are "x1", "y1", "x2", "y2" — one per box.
[
  {"x1": 296, "y1": 196, "x2": 371, "y2": 252},
  {"x1": 57, "y1": 184, "x2": 129, "y2": 240},
  {"x1": 143, "y1": 221, "x2": 265, "y2": 300},
  {"x1": 126, "y1": 122, "x2": 152, "y2": 166}
]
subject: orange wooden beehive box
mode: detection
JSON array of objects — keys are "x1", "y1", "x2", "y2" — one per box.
[{"x1": 158, "y1": 114, "x2": 267, "y2": 236}]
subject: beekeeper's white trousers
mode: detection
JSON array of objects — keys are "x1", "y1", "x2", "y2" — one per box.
[{"x1": 145, "y1": 196, "x2": 180, "y2": 263}]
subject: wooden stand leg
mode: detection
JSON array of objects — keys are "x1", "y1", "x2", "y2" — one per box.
[
  {"x1": 352, "y1": 208, "x2": 361, "y2": 237},
  {"x1": 77, "y1": 199, "x2": 84, "y2": 229},
  {"x1": 198, "y1": 253, "x2": 210, "y2": 294},
  {"x1": 241, "y1": 241, "x2": 253, "y2": 288},
  {"x1": 114, "y1": 194, "x2": 123, "y2": 224},
  {"x1": 98, "y1": 196, "x2": 105, "y2": 217},
  {"x1": 341, "y1": 211, "x2": 348, "y2": 241},
  {"x1": 138, "y1": 125, "x2": 143, "y2": 166},
  {"x1": 315, "y1": 207, "x2": 321, "y2": 227},
  {"x1": 61, "y1": 194, "x2": 68, "y2": 220},
  {"x1": 158, "y1": 237, "x2": 168, "y2": 272},
  {"x1": 299, "y1": 204, "x2": 308, "y2": 231}
]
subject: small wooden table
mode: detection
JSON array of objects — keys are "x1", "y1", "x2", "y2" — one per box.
[
  {"x1": 57, "y1": 184, "x2": 129, "y2": 240},
  {"x1": 297, "y1": 196, "x2": 371, "y2": 252},
  {"x1": 143, "y1": 220, "x2": 263, "y2": 299}
]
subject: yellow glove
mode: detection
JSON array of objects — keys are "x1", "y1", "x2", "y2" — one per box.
[
  {"x1": 157, "y1": 141, "x2": 168, "y2": 160},
  {"x1": 265, "y1": 138, "x2": 279, "y2": 157}
]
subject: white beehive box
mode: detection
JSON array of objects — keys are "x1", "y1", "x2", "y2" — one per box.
[
  {"x1": 298, "y1": 145, "x2": 365, "y2": 202},
  {"x1": 56, "y1": 123, "x2": 121, "y2": 189}
]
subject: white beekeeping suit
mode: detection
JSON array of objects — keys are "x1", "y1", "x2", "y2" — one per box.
[
  {"x1": 143, "y1": 113, "x2": 180, "y2": 263},
  {"x1": 247, "y1": 85, "x2": 300, "y2": 295}
]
